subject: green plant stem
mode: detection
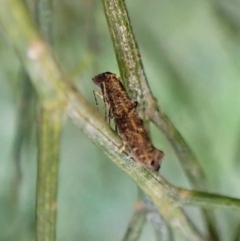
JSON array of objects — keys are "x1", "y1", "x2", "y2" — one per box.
[
  {"x1": 10, "y1": 72, "x2": 36, "y2": 207},
  {"x1": 101, "y1": 0, "x2": 218, "y2": 239},
  {"x1": 177, "y1": 188, "x2": 240, "y2": 210},
  {"x1": 34, "y1": 0, "x2": 53, "y2": 44},
  {"x1": 122, "y1": 207, "x2": 146, "y2": 241},
  {"x1": 36, "y1": 102, "x2": 65, "y2": 241},
  {"x1": 101, "y1": 0, "x2": 151, "y2": 119},
  {"x1": 142, "y1": 196, "x2": 173, "y2": 241},
  {"x1": 12, "y1": 73, "x2": 35, "y2": 182},
  {"x1": 33, "y1": 0, "x2": 61, "y2": 240}
]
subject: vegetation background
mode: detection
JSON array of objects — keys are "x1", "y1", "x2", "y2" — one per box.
[{"x1": 0, "y1": 0, "x2": 240, "y2": 240}]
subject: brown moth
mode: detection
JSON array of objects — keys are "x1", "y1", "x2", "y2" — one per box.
[{"x1": 92, "y1": 72, "x2": 164, "y2": 171}]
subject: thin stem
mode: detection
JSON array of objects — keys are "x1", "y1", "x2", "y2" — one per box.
[
  {"x1": 101, "y1": 0, "x2": 151, "y2": 119},
  {"x1": 33, "y1": 0, "x2": 61, "y2": 241},
  {"x1": 36, "y1": 103, "x2": 65, "y2": 241},
  {"x1": 142, "y1": 196, "x2": 174, "y2": 241},
  {"x1": 31, "y1": 0, "x2": 61, "y2": 240},
  {"x1": 122, "y1": 198, "x2": 173, "y2": 241},
  {"x1": 10, "y1": 71, "x2": 36, "y2": 208},
  {"x1": 177, "y1": 188, "x2": 240, "y2": 210},
  {"x1": 34, "y1": 0, "x2": 53, "y2": 44},
  {"x1": 122, "y1": 205, "x2": 146, "y2": 241},
  {"x1": 12, "y1": 72, "x2": 36, "y2": 182}
]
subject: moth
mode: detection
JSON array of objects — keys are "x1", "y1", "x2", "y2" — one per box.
[{"x1": 92, "y1": 72, "x2": 164, "y2": 171}]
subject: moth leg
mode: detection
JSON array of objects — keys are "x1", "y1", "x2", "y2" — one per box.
[
  {"x1": 108, "y1": 106, "x2": 113, "y2": 125},
  {"x1": 111, "y1": 116, "x2": 118, "y2": 133},
  {"x1": 114, "y1": 122, "x2": 118, "y2": 133},
  {"x1": 93, "y1": 89, "x2": 111, "y2": 122},
  {"x1": 93, "y1": 90, "x2": 103, "y2": 111},
  {"x1": 101, "y1": 83, "x2": 111, "y2": 122},
  {"x1": 104, "y1": 101, "x2": 111, "y2": 122}
]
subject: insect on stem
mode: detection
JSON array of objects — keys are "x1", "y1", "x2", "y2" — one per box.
[{"x1": 92, "y1": 72, "x2": 164, "y2": 171}]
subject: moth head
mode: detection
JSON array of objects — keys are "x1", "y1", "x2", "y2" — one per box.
[{"x1": 92, "y1": 72, "x2": 113, "y2": 87}]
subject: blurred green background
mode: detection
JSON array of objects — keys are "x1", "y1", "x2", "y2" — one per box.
[{"x1": 1, "y1": 0, "x2": 240, "y2": 240}]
